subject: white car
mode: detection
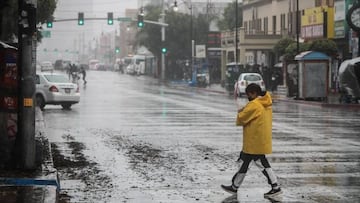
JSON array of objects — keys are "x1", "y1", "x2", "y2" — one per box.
[
  {"x1": 126, "y1": 64, "x2": 135, "y2": 75},
  {"x1": 35, "y1": 73, "x2": 80, "y2": 110},
  {"x1": 235, "y1": 73, "x2": 266, "y2": 97},
  {"x1": 40, "y1": 61, "x2": 54, "y2": 72}
]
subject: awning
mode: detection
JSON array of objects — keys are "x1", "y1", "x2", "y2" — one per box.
[{"x1": 295, "y1": 51, "x2": 329, "y2": 61}]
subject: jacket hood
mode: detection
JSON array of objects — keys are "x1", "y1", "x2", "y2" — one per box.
[{"x1": 257, "y1": 91, "x2": 272, "y2": 108}]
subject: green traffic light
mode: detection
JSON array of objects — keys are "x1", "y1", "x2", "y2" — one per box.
[
  {"x1": 138, "y1": 22, "x2": 144, "y2": 27},
  {"x1": 115, "y1": 48, "x2": 120, "y2": 53},
  {"x1": 107, "y1": 12, "x2": 114, "y2": 25},
  {"x1": 47, "y1": 22, "x2": 53, "y2": 28},
  {"x1": 161, "y1": 47, "x2": 167, "y2": 53},
  {"x1": 78, "y1": 12, "x2": 84, "y2": 25}
]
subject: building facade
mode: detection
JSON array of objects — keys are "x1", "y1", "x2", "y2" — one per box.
[{"x1": 221, "y1": 0, "x2": 315, "y2": 81}]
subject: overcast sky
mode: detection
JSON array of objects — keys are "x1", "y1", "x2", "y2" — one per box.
[{"x1": 37, "y1": 0, "x2": 138, "y2": 62}]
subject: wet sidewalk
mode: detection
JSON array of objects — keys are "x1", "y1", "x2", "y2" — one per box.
[{"x1": 0, "y1": 108, "x2": 59, "y2": 203}]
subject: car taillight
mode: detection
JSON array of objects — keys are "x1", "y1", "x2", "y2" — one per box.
[
  {"x1": 261, "y1": 81, "x2": 264, "y2": 86},
  {"x1": 49, "y1": 86, "x2": 59, "y2": 92}
]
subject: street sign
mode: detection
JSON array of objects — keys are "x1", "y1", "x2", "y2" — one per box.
[
  {"x1": 195, "y1": 45, "x2": 206, "y2": 58},
  {"x1": 41, "y1": 30, "x2": 51, "y2": 38},
  {"x1": 117, "y1": 17, "x2": 132, "y2": 22}
]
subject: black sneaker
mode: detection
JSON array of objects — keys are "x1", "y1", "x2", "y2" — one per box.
[
  {"x1": 264, "y1": 188, "x2": 282, "y2": 198},
  {"x1": 221, "y1": 185, "x2": 237, "y2": 194}
]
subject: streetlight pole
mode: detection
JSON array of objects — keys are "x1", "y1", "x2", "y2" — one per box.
[
  {"x1": 161, "y1": 1, "x2": 166, "y2": 81},
  {"x1": 190, "y1": 2, "x2": 194, "y2": 82},
  {"x1": 296, "y1": 0, "x2": 300, "y2": 54},
  {"x1": 174, "y1": 0, "x2": 194, "y2": 81},
  {"x1": 235, "y1": 0, "x2": 238, "y2": 64}
]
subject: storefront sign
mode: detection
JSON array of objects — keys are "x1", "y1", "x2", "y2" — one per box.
[
  {"x1": 334, "y1": 0, "x2": 346, "y2": 38},
  {"x1": 0, "y1": 43, "x2": 18, "y2": 112},
  {"x1": 301, "y1": 24, "x2": 324, "y2": 39}
]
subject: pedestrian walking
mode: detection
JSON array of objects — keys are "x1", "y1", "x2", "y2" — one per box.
[
  {"x1": 80, "y1": 66, "x2": 87, "y2": 84},
  {"x1": 221, "y1": 83, "x2": 282, "y2": 198}
]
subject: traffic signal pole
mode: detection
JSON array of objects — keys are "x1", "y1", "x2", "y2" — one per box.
[
  {"x1": 18, "y1": 0, "x2": 36, "y2": 170},
  {"x1": 160, "y1": 7, "x2": 166, "y2": 81}
]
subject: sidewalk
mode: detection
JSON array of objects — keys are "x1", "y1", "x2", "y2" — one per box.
[
  {"x1": 0, "y1": 108, "x2": 59, "y2": 203},
  {"x1": 169, "y1": 81, "x2": 360, "y2": 109}
]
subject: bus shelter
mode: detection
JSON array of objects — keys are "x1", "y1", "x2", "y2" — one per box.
[{"x1": 295, "y1": 51, "x2": 330, "y2": 100}]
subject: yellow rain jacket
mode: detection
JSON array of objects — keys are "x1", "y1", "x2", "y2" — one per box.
[{"x1": 236, "y1": 92, "x2": 272, "y2": 154}]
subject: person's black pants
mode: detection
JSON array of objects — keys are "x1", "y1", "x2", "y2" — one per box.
[{"x1": 231, "y1": 151, "x2": 279, "y2": 189}]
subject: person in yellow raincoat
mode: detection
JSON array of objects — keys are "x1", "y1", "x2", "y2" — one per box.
[{"x1": 221, "y1": 83, "x2": 282, "y2": 198}]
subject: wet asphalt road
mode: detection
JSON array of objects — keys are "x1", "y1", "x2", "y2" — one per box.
[{"x1": 43, "y1": 71, "x2": 360, "y2": 203}]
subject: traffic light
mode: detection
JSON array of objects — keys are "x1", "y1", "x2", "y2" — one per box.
[
  {"x1": 115, "y1": 47, "x2": 120, "y2": 53},
  {"x1": 161, "y1": 47, "x2": 167, "y2": 54},
  {"x1": 107, "y1": 12, "x2": 113, "y2": 25},
  {"x1": 46, "y1": 20, "x2": 53, "y2": 28},
  {"x1": 137, "y1": 14, "x2": 144, "y2": 28},
  {"x1": 78, "y1": 12, "x2": 84, "y2": 25},
  {"x1": 20, "y1": 2, "x2": 36, "y2": 35}
]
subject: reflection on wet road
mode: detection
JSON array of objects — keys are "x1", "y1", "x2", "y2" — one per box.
[{"x1": 43, "y1": 71, "x2": 360, "y2": 203}]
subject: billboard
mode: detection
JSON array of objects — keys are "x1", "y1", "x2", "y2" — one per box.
[
  {"x1": 334, "y1": 0, "x2": 346, "y2": 38},
  {"x1": 301, "y1": 6, "x2": 334, "y2": 39}
]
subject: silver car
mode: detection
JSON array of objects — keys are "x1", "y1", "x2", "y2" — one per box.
[{"x1": 35, "y1": 72, "x2": 80, "y2": 110}]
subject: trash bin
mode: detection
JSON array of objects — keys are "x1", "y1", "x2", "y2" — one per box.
[{"x1": 295, "y1": 51, "x2": 330, "y2": 100}]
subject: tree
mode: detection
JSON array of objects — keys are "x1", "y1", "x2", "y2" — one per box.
[
  {"x1": 284, "y1": 42, "x2": 311, "y2": 61},
  {"x1": 137, "y1": 6, "x2": 210, "y2": 79},
  {"x1": 309, "y1": 39, "x2": 338, "y2": 58},
  {"x1": 217, "y1": 1, "x2": 242, "y2": 31},
  {"x1": 136, "y1": 5, "x2": 162, "y2": 58},
  {"x1": 273, "y1": 38, "x2": 295, "y2": 58},
  {"x1": 0, "y1": 0, "x2": 57, "y2": 42},
  {"x1": 0, "y1": 0, "x2": 17, "y2": 41}
]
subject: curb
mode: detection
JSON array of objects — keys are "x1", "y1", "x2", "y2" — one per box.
[
  {"x1": 0, "y1": 108, "x2": 59, "y2": 203},
  {"x1": 35, "y1": 106, "x2": 60, "y2": 190},
  {"x1": 274, "y1": 97, "x2": 360, "y2": 109}
]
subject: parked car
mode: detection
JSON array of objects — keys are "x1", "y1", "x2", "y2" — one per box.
[
  {"x1": 235, "y1": 73, "x2": 266, "y2": 97},
  {"x1": 126, "y1": 64, "x2": 135, "y2": 75},
  {"x1": 35, "y1": 72, "x2": 80, "y2": 110},
  {"x1": 40, "y1": 61, "x2": 54, "y2": 72}
]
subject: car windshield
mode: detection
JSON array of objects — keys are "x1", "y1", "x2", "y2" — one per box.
[
  {"x1": 44, "y1": 74, "x2": 70, "y2": 83},
  {"x1": 244, "y1": 75, "x2": 261, "y2": 81}
]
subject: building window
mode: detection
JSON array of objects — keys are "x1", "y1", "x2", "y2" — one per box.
[
  {"x1": 281, "y1": 14, "x2": 286, "y2": 30},
  {"x1": 272, "y1": 15, "x2": 277, "y2": 34},
  {"x1": 258, "y1": 18, "x2": 262, "y2": 33},
  {"x1": 264, "y1": 17, "x2": 268, "y2": 35},
  {"x1": 288, "y1": 13, "x2": 292, "y2": 34},
  {"x1": 249, "y1": 20, "x2": 252, "y2": 33},
  {"x1": 244, "y1": 21, "x2": 248, "y2": 33}
]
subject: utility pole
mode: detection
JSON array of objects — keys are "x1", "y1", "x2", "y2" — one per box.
[
  {"x1": 235, "y1": 0, "x2": 238, "y2": 64},
  {"x1": 190, "y1": 1, "x2": 194, "y2": 82},
  {"x1": 296, "y1": 0, "x2": 300, "y2": 54},
  {"x1": 18, "y1": 0, "x2": 36, "y2": 169},
  {"x1": 160, "y1": 1, "x2": 166, "y2": 81}
]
